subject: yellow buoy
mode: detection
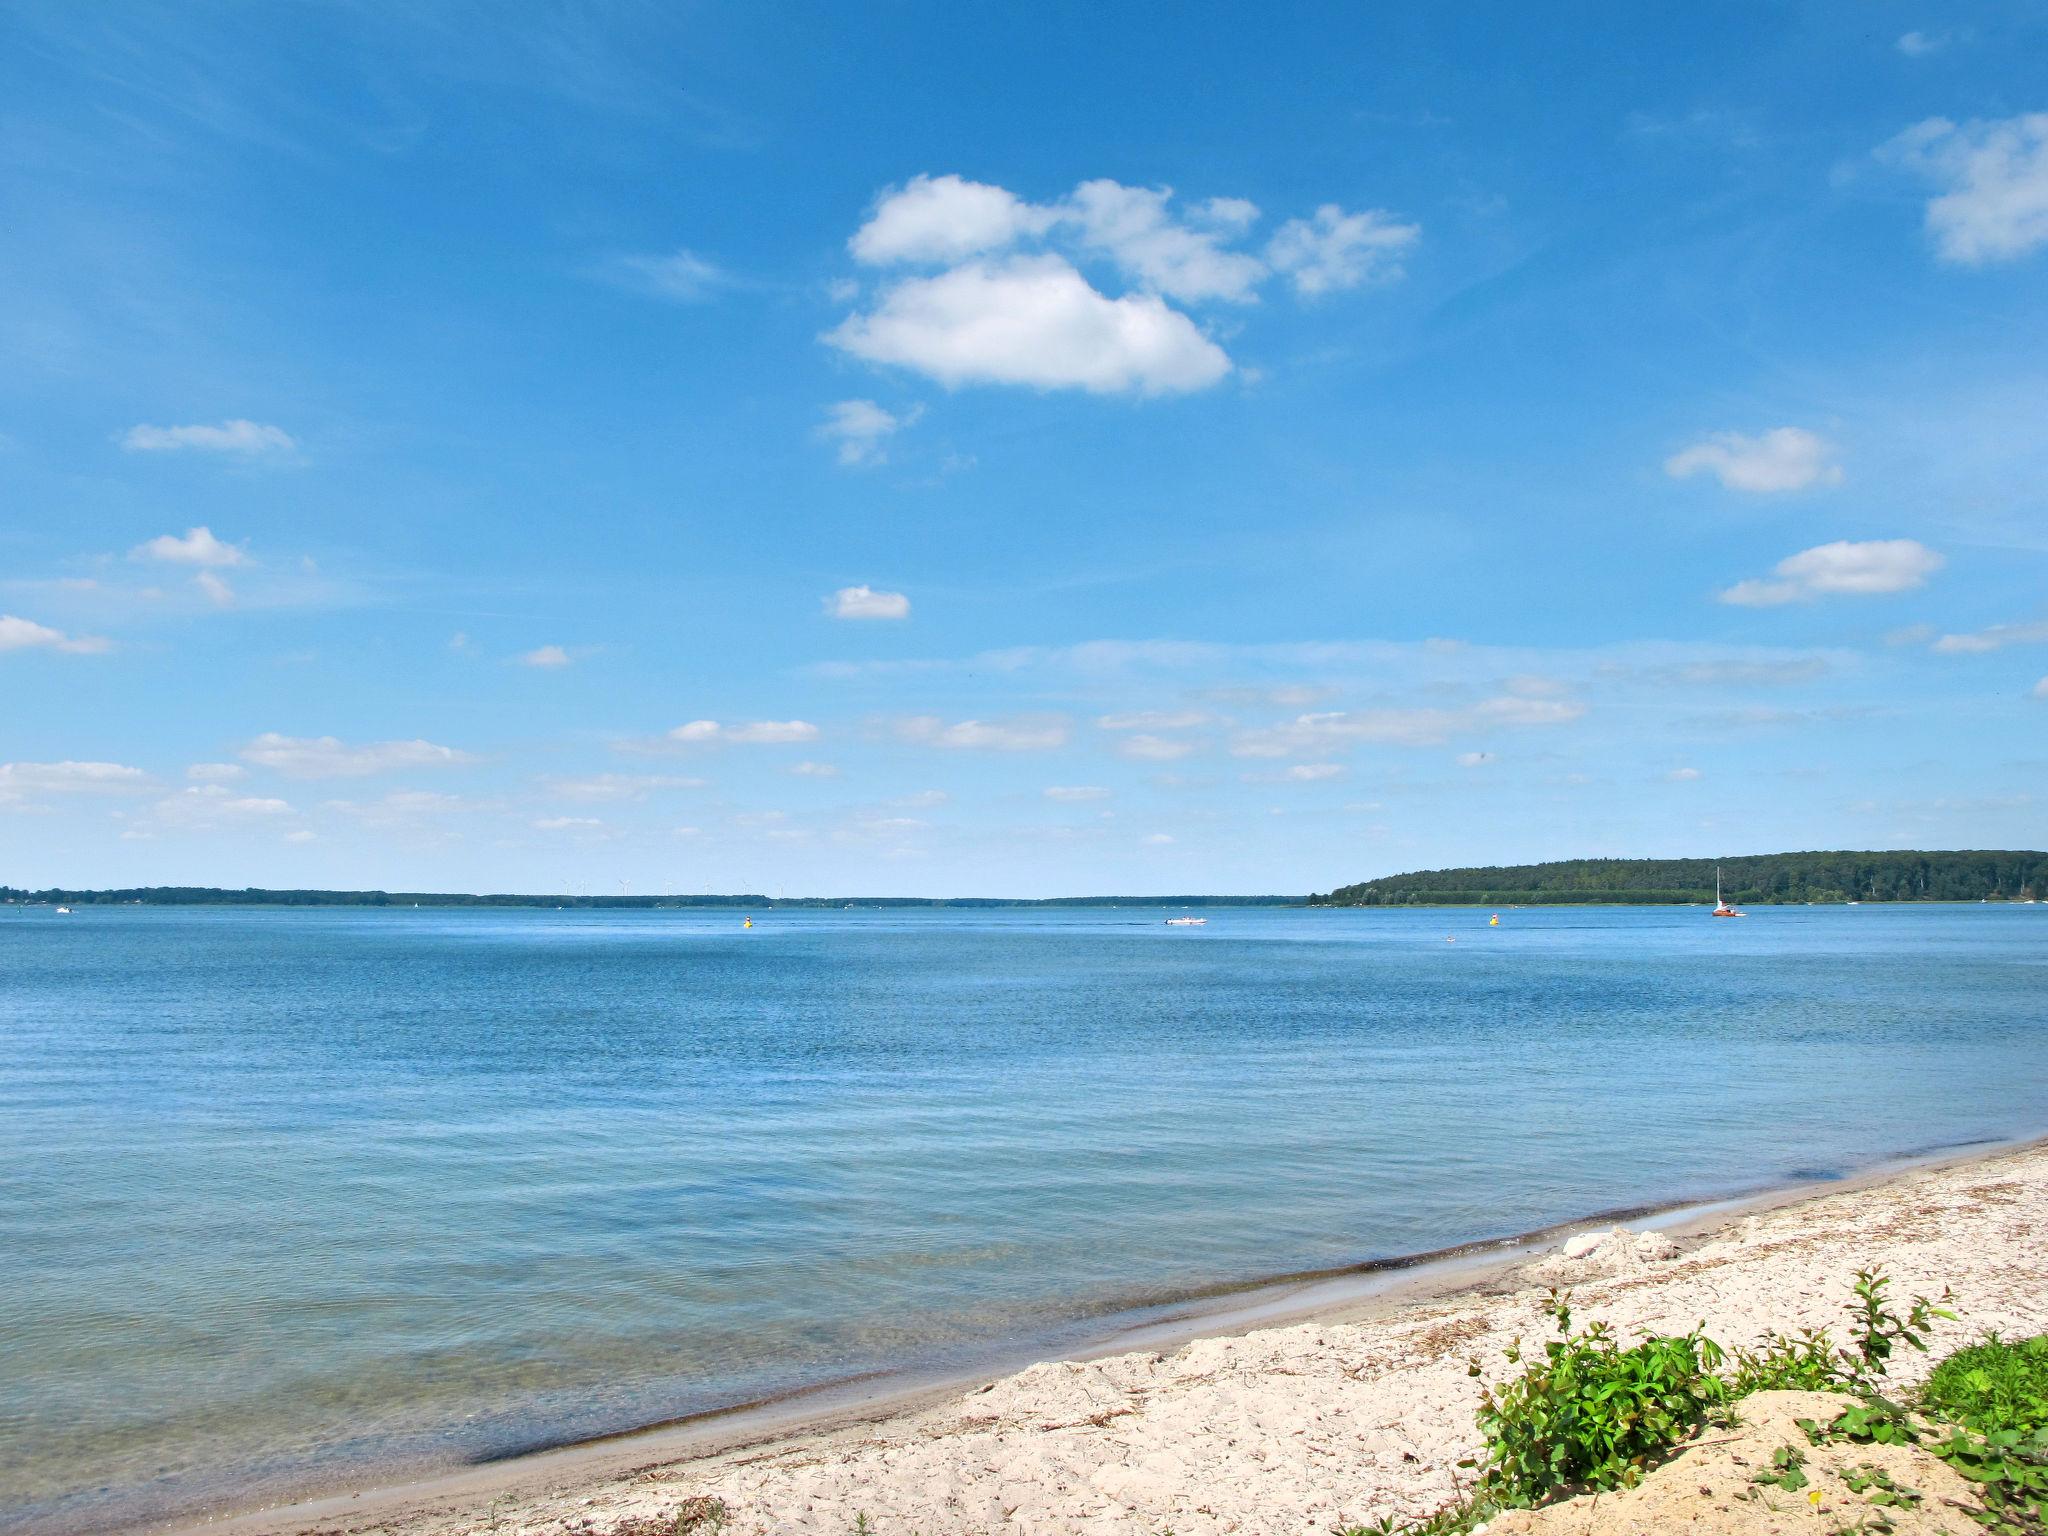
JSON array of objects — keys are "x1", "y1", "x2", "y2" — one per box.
[{"x1": 1489, "y1": 913, "x2": 1500, "y2": 926}]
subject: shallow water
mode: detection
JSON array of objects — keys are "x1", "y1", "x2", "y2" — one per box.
[{"x1": 2, "y1": 903, "x2": 2043, "y2": 1532}]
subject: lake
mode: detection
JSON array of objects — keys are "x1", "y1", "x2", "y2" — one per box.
[{"x1": 3, "y1": 902, "x2": 2043, "y2": 1532}]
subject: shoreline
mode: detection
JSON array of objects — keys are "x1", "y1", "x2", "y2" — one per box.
[{"x1": 160, "y1": 1128, "x2": 2048, "y2": 1536}]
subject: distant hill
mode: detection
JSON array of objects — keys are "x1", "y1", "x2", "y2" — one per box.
[
  {"x1": 1309, "y1": 851, "x2": 2048, "y2": 907},
  {"x1": 0, "y1": 886, "x2": 1300, "y2": 910}
]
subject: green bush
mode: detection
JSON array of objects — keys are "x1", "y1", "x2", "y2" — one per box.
[
  {"x1": 1924, "y1": 1335, "x2": 2048, "y2": 1436},
  {"x1": 1469, "y1": 1293, "x2": 1729, "y2": 1507}
]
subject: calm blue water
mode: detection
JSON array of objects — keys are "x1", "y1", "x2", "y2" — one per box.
[{"x1": 3, "y1": 903, "x2": 2045, "y2": 1532}]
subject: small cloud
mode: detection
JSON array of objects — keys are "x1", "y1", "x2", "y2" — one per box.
[
  {"x1": 1895, "y1": 29, "x2": 1950, "y2": 55},
  {"x1": 789, "y1": 760, "x2": 840, "y2": 777},
  {"x1": 896, "y1": 714, "x2": 1069, "y2": 751},
  {"x1": 1879, "y1": 112, "x2": 2048, "y2": 264},
  {"x1": 893, "y1": 788, "x2": 949, "y2": 807},
  {"x1": 519, "y1": 645, "x2": 573, "y2": 668},
  {"x1": 1718, "y1": 539, "x2": 1944, "y2": 605},
  {"x1": 827, "y1": 254, "x2": 1231, "y2": 396},
  {"x1": 541, "y1": 773, "x2": 704, "y2": 802},
  {"x1": 849, "y1": 173, "x2": 1057, "y2": 266},
  {"x1": 0, "y1": 760, "x2": 153, "y2": 799},
  {"x1": 1455, "y1": 751, "x2": 1494, "y2": 768},
  {"x1": 1664, "y1": 427, "x2": 1842, "y2": 493},
  {"x1": 186, "y1": 762, "x2": 247, "y2": 782},
  {"x1": 1932, "y1": 619, "x2": 2048, "y2": 654},
  {"x1": 1116, "y1": 733, "x2": 1198, "y2": 761},
  {"x1": 0, "y1": 614, "x2": 111, "y2": 655},
  {"x1": 608, "y1": 248, "x2": 728, "y2": 302},
  {"x1": 1095, "y1": 709, "x2": 1209, "y2": 730},
  {"x1": 1283, "y1": 762, "x2": 1344, "y2": 781},
  {"x1": 827, "y1": 584, "x2": 911, "y2": 620},
  {"x1": 132, "y1": 526, "x2": 248, "y2": 567},
  {"x1": 533, "y1": 816, "x2": 605, "y2": 831},
  {"x1": 1473, "y1": 696, "x2": 1587, "y2": 726},
  {"x1": 1666, "y1": 766, "x2": 1703, "y2": 782},
  {"x1": 1265, "y1": 204, "x2": 1420, "y2": 295},
  {"x1": 817, "y1": 400, "x2": 922, "y2": 468},
  {"x1": 121, "y1": 419, "x2": 296, "y2": 456},
  {"x1": 449, "y1": 631, "x2": 472, "y2": 651},
  {"x1": 194, "y1": 570, "x2": 235, "y2": 607},
  {"x1": 284, "y1": 828, "x2": 317, "y2": 842},
  {"x1": 2034, "y1": 676, "x2": 2048, "y2": 701},
  {"x1": 1044, "y1": 784, "x2": 1111, "y2": 801},
  {"x1": 668, "y1": 719, "x2": 820, "y2": 745},
  {"x1": 1142, "y1": 832, "x2": 1176, "y2": 845},
  {"x1": 240, "y1": 733, "x2": 473, "y2": 778}
]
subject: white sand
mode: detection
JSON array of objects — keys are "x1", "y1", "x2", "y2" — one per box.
[{"x1": 215, "y1": 1143, "x2": 2048, "y2": 1536}]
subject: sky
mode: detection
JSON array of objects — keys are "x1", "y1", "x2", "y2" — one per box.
[{"x1": 2, "y1": 1, "x2": 2045, "y2": 897}]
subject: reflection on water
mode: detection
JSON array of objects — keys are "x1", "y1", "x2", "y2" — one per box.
[{"x1": 2, "y1": 903, "x2": 2043, "y2": 1532}]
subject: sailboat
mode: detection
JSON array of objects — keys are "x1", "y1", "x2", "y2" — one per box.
[{"x1": 1712, "y1": 866, "x2": 1743, "y2": 918}]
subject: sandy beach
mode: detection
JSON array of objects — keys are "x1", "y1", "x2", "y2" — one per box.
[{"x1": 187, "y1": 1139, "x2": 2048, "y2": 1536}]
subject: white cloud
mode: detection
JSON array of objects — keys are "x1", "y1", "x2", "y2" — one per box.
[
  {"x1": 132, "y1": 526, "x2": 248, "y2": 566},
  {"x1": 121, "y1": 419, "x2": 296, "y2": 456},
  {"x1": 1896, "y1": 30, "x2": 1950, "y2": 55},
  {"x1": 611, "y1": 248, "x2": 726, "y2": 301},
  {"x1": 1095, "y1": 709, "x2": 1209, "y2": 730},
  {"x1": 833, "y1": 176, "x2": 1417, "y2": 396},
  {"x1": 1718, "y1": 539, "x2": 1944, "y2": 605},
  {"x1": 896, "y1": 714, "x2": 1069, "y2": 751},
  {"x1": 533, "y1": 816, "x2": 605, "y2": 831},
  {"x1": 1231, "y1": 693, "x2": 1585, "y2": 758},
  {"x1": 817, "y1": 399, "x2": 922, "y2": 468},
  {"x1": 723, "y1": 720, "x2": 819, "y2": 745},
  {"x1": 1664, "y1": 428, "x2": 1843, "y2": 492},
  {"x1": 1044, "y1": 784, "x2": 1111, "y2": 802},
  {"x1": 789, "y1": 760, "x2": 840, "y2": 777},
  {"x1": 0, "y1": 760, "x2": 152, "y2": 799},
  {"x1": 827, "y1": 584, "x2": 911, "y2": 620},
  {"x1": 1934, "y1": 619, "x2": 2048, "y2": 654},
  {"x1": 194, "y1": 570, "x2": 235, "y2": 607},
  {"x1": 1143, "y1": 832, "x2": 1176, "y2": 845},
  {"x1": 1116, "y1": 733, "x2": 1198, "y2": 761},
  {"x1": 1666, "y1": 766, "x2": 1703, "y2": 782},
  {"x1": 1473, "y1": 695, "x2": 1588, "y2": 726},
  {"x1": 1061, "y1": 179, "x2": 1268, "y2": 302},
  {"x1": 542, "y1": 773, "x2": 704, "y2": 802},
  {"x1": 240, "y1": 733, "x2": 474, "y2": 778},
  {"x1": 828, "y1": 254, "x2": 1231, "y2": 396},
  {"x1": 321, "y1": 790, "x2": 479, "y2": 827},
  {"x1": 186, "y1": 762, "x2": 247, "y2": 782},
  {"x1": 667, "y1": 719, "x2": 820, "y2": 745},
  {"x1": 1265, "y1": 204, "x2": 1420, "y2": 295},
  {"x1": 520, "y1": 645, "x2": 573, "y2": 668},
  {"x1": 2034, "y1": 676, "x2": 2048, "y2": 701},
  {"x1": 850, "y1": 174, "x2": 1056, "y2": 265},
  {"x1": 1283, "y1": 762, "x2": 1345, "y2": 780},
  {"x1": 150, "y1": 785, "x2": 294, "y2": 826},
  {"x1": 1456, "y1": 752, "x2": 1494, "y2": 768},
  {"x1": 0, "y1": 614, "x2": 110, "y2": 654},
  {"x1": 1880, "y1": 113, "x2": 2048, "y2": 264}
]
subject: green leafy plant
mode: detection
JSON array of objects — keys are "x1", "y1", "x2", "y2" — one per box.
[
  {"x1": 1467, "y1": 1292, "x2": 1728, "y2": 1508},
  {"x1": 1924, "y1": 1335, "x2": 2048, "y2": 1436},
  {"x1": 1752, "y1": 1443, "x2": 1811, "y2": 1492}
]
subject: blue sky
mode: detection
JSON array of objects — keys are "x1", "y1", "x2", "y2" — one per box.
[{"x1": 3, "y1": 1, "x2": 2045, "y2": 896}]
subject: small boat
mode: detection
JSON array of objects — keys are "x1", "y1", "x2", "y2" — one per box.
[
  {"x1": 1712, "y1": 865, "x2": 1744, "y2": 918},
  {"x1": 55, "y1": 906, "x2": 72, "y2": 915},
  {"x1": 1164, "y1": 916, "x2": 1206, "y2": 926}
]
